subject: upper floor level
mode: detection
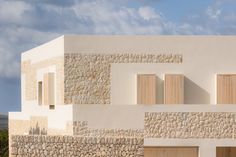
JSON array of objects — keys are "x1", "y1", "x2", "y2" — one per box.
[{"x1": 20, "y1": 35, "x2": 236, "y2": 110}]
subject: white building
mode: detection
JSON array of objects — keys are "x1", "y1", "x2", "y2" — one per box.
[{"x1": 9, "y1": 35, "x2": 236, "y2": 157}]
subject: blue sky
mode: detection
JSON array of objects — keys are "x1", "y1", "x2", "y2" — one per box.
[{"x1": 1, "y1": 0, "x2": 236, "y2": 113}]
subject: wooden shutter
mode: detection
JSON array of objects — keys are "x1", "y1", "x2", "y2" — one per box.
[
  {"x1": 144, "y1": 147, "x2": 198, "y2": 157},
  {"x1": 217, "y1": 147, "x2": 236, "y2": 157},
  {"x1": 137, "y1": 74, "x2": 156, "y2": 104},
  {"x1": 217, "y1": 74, "x2": 236, "y2": 104},
  {"x1": 43, "y1": 73, "x2": 55, "y2": 105},
  {"x1": 164, "y1": 74, "x2": 184, "y2": 104}
]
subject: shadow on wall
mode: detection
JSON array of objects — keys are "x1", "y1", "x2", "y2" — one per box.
[
  {"x1": 184, "y1": 77, "x2": 210, "y2": 104},
  {"x1": 29, "y1": 123, "x2": 47, "y2": 135},
  {"x1": 156, "y1": 76, "x2": 164, "y2": 104}
]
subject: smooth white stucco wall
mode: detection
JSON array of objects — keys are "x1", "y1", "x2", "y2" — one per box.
[
  {"x1": 73, "y1": 105, "x2": 144, "y2": 129},
  {"x1": 22, "y1": 36, "x2": 64, "y2": 63},
  {"x1": 73, "y1": 104, "x2": 236, "y2": 130},
  {"x1": 109, "y1": 37, "x2": 236, "y2": 105},
  {"x1": 64, "y1": 35, "x2": 236, "y2": 54},
  {"x1": 62, "y1": 35, "x2": 236, "y2": 105},
  {"x1": 10, "y1": 104, "x2": 72, "y2": 129}
]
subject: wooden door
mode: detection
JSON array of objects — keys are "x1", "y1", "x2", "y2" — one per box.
[
  {"x1": 217, "y1": 74, "x2": 236, "y2": 104},
  {"x1": 137, "y1": 74, "x2": 156, "y2": 104},
  {"x1": 164, "y1": 74, "x2": 184, "y2": 104},
  {"x1": 144, "y1": 147, "x2": 198, "y2": 157},
  {"x1": 217, "y1": 147, "x2": 236, "y2": 157}
]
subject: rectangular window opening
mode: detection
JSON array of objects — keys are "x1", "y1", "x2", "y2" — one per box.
[{"x1": 38, "y1": 81, "x2": 42, "y2": 105}]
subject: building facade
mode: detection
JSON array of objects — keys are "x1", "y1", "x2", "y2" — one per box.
[{"x1": 9, "y1": 35, "x2": 236, "y2": 157}]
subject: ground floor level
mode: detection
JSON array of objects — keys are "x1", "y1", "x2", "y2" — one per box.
[
  {"x1": 9, "y1": 104, "x2": 236, "y2": 157},
  {"x1": 10, "y1": 135, "x2": 236, "y2": 157}
]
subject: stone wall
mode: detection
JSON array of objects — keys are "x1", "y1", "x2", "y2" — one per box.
[
  {"x1": 73, "y1": 121, "x2": 144, "y2": 138},
  {"x1": 10, "y1": 112, "x2": 236, "y2": 156},
  {"x1": 11, "y1": 135, "x2": 144, "y2": 157},
  {"x1": 145, "y1": 112, "x2": 236, "y2": 138},
  {"x1": 64, "y1": 53, "x2": 183, "y2": 104},
  {"x1": 22, "y1": 57, "x2": 64, "y2": 104}
]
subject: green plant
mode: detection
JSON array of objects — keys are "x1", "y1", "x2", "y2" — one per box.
[{"x1": 0, "y1": 130, "x2": 8, "y2": 157}]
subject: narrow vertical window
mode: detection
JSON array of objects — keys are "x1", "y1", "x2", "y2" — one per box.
[{"x1": 38, "y1": 81, "x2": 42, "y2": 105}]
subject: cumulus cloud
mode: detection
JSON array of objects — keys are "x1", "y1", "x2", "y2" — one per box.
[
  {"x1": 71, "y1": 1, "x2": 169, "y2": 34},
  {"x1": 138, "y1": 6, "x2": 160, "y2": 21},
  {"x1": 0, "y1": 1, "x2": 32, "y2": 25},
  {"x1": 206, "y1": 7, "x2": 221, "y2": 19},
  {"x1": 0, "y1": 0, "x2": 236, "y2": 78},
  {"x1": 0, "y1": 26, "x2": 59, "y2": 78}
]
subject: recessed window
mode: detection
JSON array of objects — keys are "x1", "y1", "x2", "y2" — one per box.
[
  {"x1": 49, "y1": 105, "x2": 55, "y2": 110},
  {"x1": 38, "y1": 81, "x2": 42, "y2": 105}
]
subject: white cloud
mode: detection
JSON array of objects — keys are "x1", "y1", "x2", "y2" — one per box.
[
  {"x1": 206, "y1": 7, "x2": 221, "y2": 19},
  {"x1": 138, "y1": 6, "x2": 160, "y2": 20},
  {"x1": 0, "y1": 0, "x2": 32, "y2": 24},
  {"x1": 0, "y1": 0, "x2": 236, "y2": 78},
  {"x1": 0, "y1": 26, "x2": 60, "y2": 78},
  {"x1": 72, "y1": 1, "x2": 166, "y2": 34}
]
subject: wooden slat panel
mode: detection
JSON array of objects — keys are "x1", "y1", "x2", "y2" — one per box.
[
  {"x1": 43, "y1": 74, "x2": 49, "y2": 105},
  {"x1": 43, "y1": 73, "x2": 55, "y2": 106},
  {"x1": 164, "y1": 74, "x2": 184, "y2": 104},
  {"x1": 217, "y1": 147, "x2": 236, "y2": 157},
  {"x1": 217, "y1": 74, "x2": 236, "y2": 104},
  {"x1": 230, "y1": 147, "x2": 236, "y2": 157},
  {"x1": 144, "y1": 147, "x2": 198, "y2": 157},
  {"x1": 137, "y1": 74, "x2": 156, "y2": 104}
]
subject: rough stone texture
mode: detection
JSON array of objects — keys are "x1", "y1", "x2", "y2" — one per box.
[
  {"x1": 21, "y1": 57, "x2": 64, "y2": 104},
  {"x1": 73, "y1": 121, "x2": 144, "y2": 138},
  {"x1": 64, "y1": 53, "x2": 183, "y2": 104},
  {"x1": 145, "y1": 112, "x2": 236, "y2": 139},
  {"x1": 11, "y1": 135, "x2": 144, "y2": 157}
]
